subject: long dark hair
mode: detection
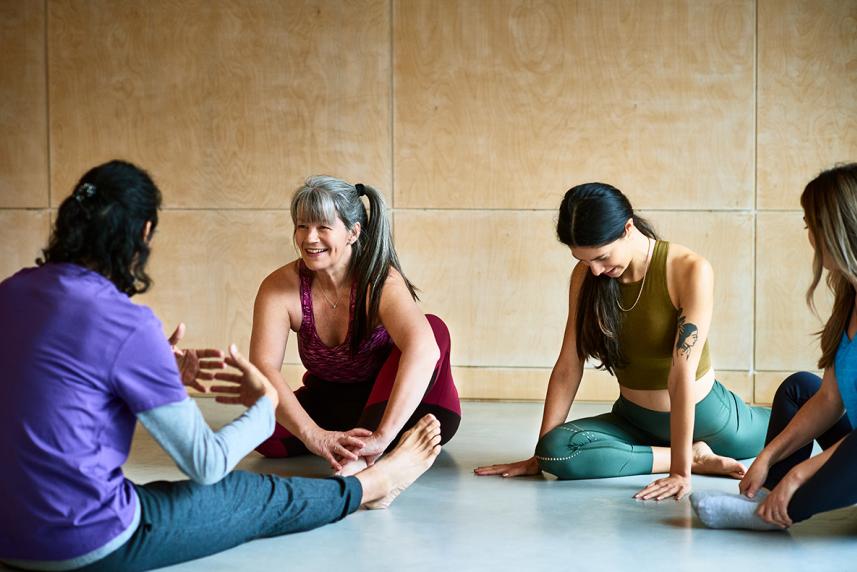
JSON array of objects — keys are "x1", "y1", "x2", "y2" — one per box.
[
  {"x1": 556, "y1": 182, "x2": 658, "y2": 374},
  {"x1": 38, "y1": 160, "x2": 161, "y2": 296},
  {"x1": 290, "y1": 176, "x2": 418, "y2": 354},
  {"x1": 800, "y1": 163, "x2": 857, "y2": 369}
]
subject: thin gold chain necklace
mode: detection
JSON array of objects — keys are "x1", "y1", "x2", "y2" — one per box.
[
  {"x1": 317, "y1": 283, "x2": 342, "y2": 310},
  {"x1": 617, "y1": 238, "x2": 654, "y2": 313}
]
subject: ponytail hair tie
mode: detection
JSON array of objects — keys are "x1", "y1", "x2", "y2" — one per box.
[
  {"x1": 355, "y1": 183, "x2": 366, "y2": 197},
  {"x1": 74, "y1": 182, "x2": 97, "y2": 203}
]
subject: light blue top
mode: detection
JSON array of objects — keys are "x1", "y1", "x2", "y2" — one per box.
[{"x1": 835, "y1": 331, "x2": 857, "y2": 429}]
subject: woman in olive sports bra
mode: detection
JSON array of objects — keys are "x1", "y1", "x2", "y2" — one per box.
[{"x1": 476, "y1": 182, "x2": 770, "y2": 501}]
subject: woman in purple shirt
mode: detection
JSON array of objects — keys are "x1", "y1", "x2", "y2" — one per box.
[{"x1": 0, "y1": 160, "x2": 442, "y2": 571}]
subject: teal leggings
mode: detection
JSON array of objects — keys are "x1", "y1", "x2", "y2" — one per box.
[{"x1": 535, "y1": 381, "x2": 771, "y2": 480}]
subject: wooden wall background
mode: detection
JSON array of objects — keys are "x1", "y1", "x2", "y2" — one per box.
[{"x1": 2, "y1": 0, "x2": 856, "y2": 403}]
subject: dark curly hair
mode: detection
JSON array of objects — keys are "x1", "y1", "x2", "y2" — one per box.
[{"x1": 38, "y1": 160, "x2": 162, "y2": 296}]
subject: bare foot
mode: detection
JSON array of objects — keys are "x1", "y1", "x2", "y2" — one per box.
[
  {"x1": 337, "y1": 457, "x2": 368, "y2": 477},
  {"x1": 355, "y1": 414, "x2": 442, "y2": 510},
  {"x1": 691, "y1": 442, "x2": 746, "y2": 479}
]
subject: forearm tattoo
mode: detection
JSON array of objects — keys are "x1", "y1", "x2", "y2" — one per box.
[{"x1": 674, "y1": 308, "x2": 699, "y2": 362}]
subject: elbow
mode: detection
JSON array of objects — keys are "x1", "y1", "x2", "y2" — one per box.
[
  {"x1": 188, "y1": 466, "x2": 228, "y2": 486},
  {"x1": 187, "y1": 467, "x2": 228, "y2": 485},
  {"x1": 187, "y1": 441, "x2": 230, "y2": 485}
]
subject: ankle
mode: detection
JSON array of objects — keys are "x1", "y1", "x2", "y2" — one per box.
[{"x1": 355, "y1": 466, "x2": 391, "y2": 504}]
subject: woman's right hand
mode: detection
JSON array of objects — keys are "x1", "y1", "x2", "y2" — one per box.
[
  {"x1": 473, "y1": 456, "x2": 541, "y2": 478},
  {"x1": 739, "y1": 452, "x2": 771, "y2": 499},
  {"x1": 305, "y1": 427, "x2": 372, "y2": 472}
]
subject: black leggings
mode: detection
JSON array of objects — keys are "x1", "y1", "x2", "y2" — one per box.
[{"x1": 765, "y1": 372, "x2": 857, "y2": 523}]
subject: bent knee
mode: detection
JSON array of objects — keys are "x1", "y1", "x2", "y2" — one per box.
[
  {"x1": 535, "y1": 425, "x2": 604, "y2": 480},
  {"x1": 425, "y1": 314, "x2": 451, "y2": 351},
  {"x1": 776, "y1": 371, "x2": 821, "y2": 403}
]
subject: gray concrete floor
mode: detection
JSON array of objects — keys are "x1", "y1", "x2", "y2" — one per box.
[{"x1": 120, "y1": 400, "x2": 857, "y2": 571}]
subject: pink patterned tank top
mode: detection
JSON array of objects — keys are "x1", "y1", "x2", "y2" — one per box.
[{"x1": 296, "y1": 262, "x2": 393, "y2": 383}]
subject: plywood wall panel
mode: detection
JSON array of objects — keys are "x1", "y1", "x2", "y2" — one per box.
[
  {"x1": 0, "y1": 210, "x2": 50, "y2": 282},
  {"x1": 756, "y1": 212, "x2": 832, "y2": 370},
  {"x1": 754, "y1": 370, "x2": 822, "y2": 404},
  {"x1": 49, "y1": 0, "x2": 391, "y2": 209},
  {"x1": 757, "y1": 0, "x2": 857, "y2": 209},
  {"x1": 395, "y1": 210, "x2": 570, "y2": 368},
  {"x1": 0, "y1": 1, "x2": 48, "y2": 207},
  {"x1": 643, "y1": 211, "x2": 754, "y2": 370},
  {"x1": 454, "y1": 368, "x2": 620, "y2": 402},
  {"x1": 394, "y1": 0, "x2": 755, "y2": 210},
  {"x1": 136, "y1": 210, "x2": 296, "y2": 352}
]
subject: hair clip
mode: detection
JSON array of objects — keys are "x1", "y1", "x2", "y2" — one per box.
[
  {"x1": 74, "y1": 182, "x2": 96, "y2": 203},
  {"x1": 355, "y1": 183, "x2": 366, "y2": 197}
]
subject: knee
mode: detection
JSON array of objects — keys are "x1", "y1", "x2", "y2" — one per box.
[
  {"x1": 775, "y1": 371, "x2": 821, "y2": 404},
  {"x1": 535, "y1": 425, "x2": 601, "y2": 480},
  {"x1": 425, "y1": 314, "x2": 451, "y2": 353}
]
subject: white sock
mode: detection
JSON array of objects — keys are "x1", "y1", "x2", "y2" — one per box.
[{"x1": 690, "y1": 490, "x2": 782, "y2": 531}]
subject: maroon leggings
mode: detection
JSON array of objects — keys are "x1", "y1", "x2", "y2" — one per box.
[{"x1": 256, "y1": 314, "x2": 461, "y2": 458}]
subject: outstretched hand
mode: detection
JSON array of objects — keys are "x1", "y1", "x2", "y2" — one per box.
[
  {"x1": 209, "y1": 344, "x2": 280, "y2": 409},
  {"x1": 168, "y1": 323, "x2": 224, "y2": 393}
]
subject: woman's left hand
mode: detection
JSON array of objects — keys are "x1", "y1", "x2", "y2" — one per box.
[
  {"x1": 168, "y1": 323, "x2": 225, "y2": 393},
  {"x1": 352, "y1": 432, "x2": 392, "y2": 466},
  {"x1": 756, "y1": 472, "x2": 802, "y2": 528},
  {"x1": 634, "y1": 474, "x2": 691, "y2": 501}
]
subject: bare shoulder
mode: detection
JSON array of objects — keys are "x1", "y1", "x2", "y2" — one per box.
[
  {"x1": 571, "y1": 260, "x2": 588, "y2": 283},
  {"x1": 665, "y1": 242, "x2": 713, "y2": 306},
  {"x1": 379, "y1": 266, "x2": 415, "y2": 300},
  {"x1": 570, "y1": 260, "x2": 588, "y2": 296},
  {"x1": 258, "y1": 259, "x2": 301, "y2": 299},
  {"x1": 666, "y1": 242, "x2": 713, "y2": 281}
]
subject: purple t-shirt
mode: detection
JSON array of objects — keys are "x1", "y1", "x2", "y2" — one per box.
[{"x1": 0, "y1": 263, "x2": 188, "y2": 561}]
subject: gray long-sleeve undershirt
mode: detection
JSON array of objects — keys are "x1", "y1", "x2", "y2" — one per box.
[{"x1": 137, "y1": 396, "x2": 274, "y2": 485}]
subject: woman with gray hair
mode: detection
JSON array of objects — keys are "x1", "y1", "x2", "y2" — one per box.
[{"x1": 250, "y1": 176, "x2": 460, "y2": 497}]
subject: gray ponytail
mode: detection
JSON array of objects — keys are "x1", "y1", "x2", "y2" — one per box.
[{"x1": 290, "y1": 176, "x2": 418, "y2": 353}]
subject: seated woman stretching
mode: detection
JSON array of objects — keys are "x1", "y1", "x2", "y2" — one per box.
[
  {"x1": 0, "y1": 161, "x2": 442, "y2": 572},
  {"x1": 476, "y1": 182, "x2": 770, "y2": 501},
  {"x1": 251, "y1": 176, "x2": 460, "y2": 481},
  {"x1": 692, "y1": 163, "x2": 857, "y2": 530}
]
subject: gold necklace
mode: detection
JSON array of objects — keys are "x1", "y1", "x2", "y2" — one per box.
[
  {"x1": 317, "y1": 283, "x2": 341, "y2": 310},
  {"x1": 617, "y1": 237, "x2": 654, "y2": 313}
]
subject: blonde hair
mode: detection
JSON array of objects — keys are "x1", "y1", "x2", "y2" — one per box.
[{"x1": 800, "y1": 163, "x2": 857, "y2": 368}]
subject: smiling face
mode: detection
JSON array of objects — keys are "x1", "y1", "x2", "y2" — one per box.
[
  {"x1": 571, "y1": 241, "x2": 628, "y2": 278},
  {"x1": 294, "y1": 215, "x2": 359, "y2": 273},
  {"x1": 570, "y1": 224, "x2": 636, "y2": 279}
]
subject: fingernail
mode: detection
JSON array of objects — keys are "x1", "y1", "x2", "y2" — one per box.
[{"x1": 230, "y1": 343, "x2": 238, "y2": 353}]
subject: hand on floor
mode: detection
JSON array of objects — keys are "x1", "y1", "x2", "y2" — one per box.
[
  {"x1": 473, "y1": 456, "x2": 541, "y2": 478},
  {"x1": 635, "y1": 474, "x2": 691, "y2": 501}
]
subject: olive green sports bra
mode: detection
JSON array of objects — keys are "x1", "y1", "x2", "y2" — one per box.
[{"x1": 614, "y1": 240, "x2": 711, "y2": 390}]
